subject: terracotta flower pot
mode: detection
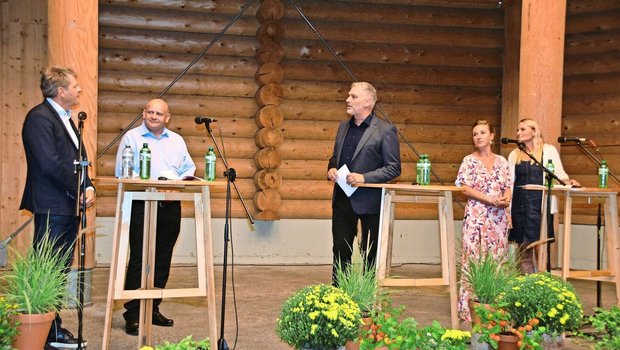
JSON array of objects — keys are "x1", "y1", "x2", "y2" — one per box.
[
  {"x1": 12, "y1": 312, "x2": 55, "y2": 349},
  {"x1": 497, "y1": 332, "x2": 519, "y2": 350},
  {"x1": 344, "y1": 317, "x2": 373, "y2": 350}
]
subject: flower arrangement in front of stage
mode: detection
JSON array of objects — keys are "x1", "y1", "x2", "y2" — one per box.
[
  {"x1": 0, "y1": 296, "x2": 20, "y2": 348},
  {"x1": 276, "y1": 283, "x2": 361, "y2": 350},
  {"x1": 502, "y1": 272, "x2": 583, "y2": 335}
]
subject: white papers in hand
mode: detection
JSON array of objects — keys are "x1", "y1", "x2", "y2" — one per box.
[{"x1": 337, "y1": 164, "x2": 357, "y2": 197}]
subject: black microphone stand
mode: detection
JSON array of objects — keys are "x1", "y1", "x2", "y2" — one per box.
[
  {"x1": 517, "y1": 143, "x2": 566, "y2": 272},
  {"x1": 200, "y1": 120, "x2": 254, "y2": 350},
  {"x1": 572, "y1": 140, "x2": 620, "y2": 307},
  {"x1": 73, "y1": 112, "x2": 89, "y2": 350}
]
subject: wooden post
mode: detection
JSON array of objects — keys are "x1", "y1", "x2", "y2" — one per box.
[{"x1": 48, "y1": 0, "x2": 99, "y2": 266}]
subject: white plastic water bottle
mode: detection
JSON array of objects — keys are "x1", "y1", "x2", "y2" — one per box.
[{"x1": 120, "y1": 145, "x2": 134, "y2": 179}]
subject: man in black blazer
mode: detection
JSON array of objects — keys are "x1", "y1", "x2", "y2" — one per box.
[
  {"x1": 327, "y1": 82, "x2": 401, "y2": 284},
  {"x1": 20, "y1": 66, "x2": 94, "y2": 349}
]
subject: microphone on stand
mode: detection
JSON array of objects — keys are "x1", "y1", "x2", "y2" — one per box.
[
  {"x1": 195, "y1": 116, "x2": 216, "y2": 125},
  {"x1": 558, "y1": 136, "x2": 587, "y2": 143},
  {"x1": 78, "y1": 111, "x2": 87, "y2": 121},
  {"x1": 500, "y1": 137, "x2": 525, "y2": 147}
]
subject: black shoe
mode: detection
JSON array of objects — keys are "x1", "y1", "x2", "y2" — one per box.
[
  {"x1": 125, "y1": 319, "x2": 139, "y2": 336},
  {"x1": 47, "y1": 327, "x2": 87, "y2": 349},
  {"x1": 152, "y1": 310, "x2": 174, "y2": 327}
]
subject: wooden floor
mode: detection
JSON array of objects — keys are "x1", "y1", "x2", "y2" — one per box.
[{"x1": 51, "y1": 264, "x2": 616, "y2": 349}]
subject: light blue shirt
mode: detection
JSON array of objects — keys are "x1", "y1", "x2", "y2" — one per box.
[
  {"x1": 115, "y1": 121, "x2": 195, "y2": 179},
  {"x1": 46, "y1": 97, "x2": 78, "y2": 148}
]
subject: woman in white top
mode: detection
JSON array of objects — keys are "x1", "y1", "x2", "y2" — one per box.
[{"x1": 507, "y1": 118, "x2": 580, "y2": 273}]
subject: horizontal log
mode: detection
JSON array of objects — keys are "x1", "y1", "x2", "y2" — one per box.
[
  {"x1": 98, "y1": 71, "x2": 258, "y2": 98},
  {"x1": 254, "y1": 170, "x2": 282, "y2": 189},
  {"x1": 561, "y1": 114, "x2": 620, "y2": 136},
  {"x1": 254, "y1": 210, "x2": 280, "y2": 221},
  {"x1": 565, "y1": 31, "x2": 620, "y2": 56},
  {"x1": 567, "y1": 0, "x2": 620, "y2": 15},
  {"x1": 282, "y1": 60, "x2": 501, "y2": 88},
  {"x1": 562, "y1": 92, "x2": 620, "y2": 115},
  {"x1": 281, "y1": 19, "x2": 503, "y2": 49},
  {"x1": 102, "y1": 0, "x2": 258, "y2": 14},
  {"x1": 99, "y1": 49, "x2": 259, "y2": 77},
  {"x1": 563, "y1": 72, "x2": 620, "y2": 95},
  {"x1": 100, "y1": 6, "x2": 259, "y2": 35},
  {"x1": 565, "y1": 9, "x2": 620, "y2": 35},
  {"x1": 98, "y1": 91, "x2": 258, "y2": 118},
  {"x1": 99, "y1": 27, "x2": 258, "y2": 57},
  {"x1": 97, "y1": 112, "x2": 258, "y2": 138},
  {"x1": 281, "y1": 38, "x2": 502, "y2": 68},
  {"x1": 254, "y1": 147, "x2": 282, "y2": 169},
  {"x1": 279, "y1": 99, "x2": 499, "y2": 124},
  {"x1": 281, "y1": 80, "x2": 500, "y2": 106},
  {"x1": 253, "y1": 189, "x2": 282, "y2": 211},
  {"x1": 283, "y1": 0, "x2": 502, "y2": 29},
  {"x1": 564, "y1": 52, "x2": 620, "y2": 75}
]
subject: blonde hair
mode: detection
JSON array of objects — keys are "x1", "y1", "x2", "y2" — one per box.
[
  {"x1": 351, "y1": 82, "x2": 377, "y2": 108},
  {"x1": 516, "y1": 118, "x2": 544, "y2": 163}
]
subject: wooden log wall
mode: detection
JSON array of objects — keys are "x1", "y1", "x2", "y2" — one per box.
[
  {"x1": 560, "y1": 0, "x2": 620, "y2": 224},
  {"x1": 96, "y1": 0, "x2": 505, "y2": 220}
]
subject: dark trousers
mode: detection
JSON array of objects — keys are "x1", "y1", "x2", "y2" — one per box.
[
  {"x1": 34, "y1": 213, "x2": 77, "y2": 337},
  {"x1": 123, "y1": 200, "x2": 181, "y2": 321},
  {"x1": 331, "y1": 192, "x2": 380, "y2": 285}
]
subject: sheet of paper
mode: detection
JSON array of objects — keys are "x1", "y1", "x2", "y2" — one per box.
[{"x1": 337, "y1": 164, "x2": 357, "y2": 197}]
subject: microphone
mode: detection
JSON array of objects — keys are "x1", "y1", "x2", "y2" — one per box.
[
  {"x1": 558, "y1": 136, "x2": 587, "y2": 143},
  {"x1": 500, "y1": 137, "x2": 524, "y2": 146},
  {"x1": 195, "y1": 116, "x2": 216, "y2": 125},
  {"x1": 77, "y1": 111, "x2": 87, "y2": 121}
]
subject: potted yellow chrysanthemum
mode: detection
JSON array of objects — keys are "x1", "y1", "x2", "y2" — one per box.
[
  {"x1": 276, "y1": 284, "x2": 362, "y2": 350},
  {"x1": 502, "y1": 272, "x2": 583, "y2": 347}
]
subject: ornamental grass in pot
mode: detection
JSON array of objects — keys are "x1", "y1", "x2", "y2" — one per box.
[
  {"x1": 0, "y1": 232, "x2": 75, "y2": 349},
  {"x1": 460, "y1": 250, "x2": 520, "y2": 322}
]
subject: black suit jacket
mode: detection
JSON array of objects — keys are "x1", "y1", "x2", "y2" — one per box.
[
  {"x1": 20, "y1": 100, "x2": 94, "y2": 216},
  {"x1": 328, "y1": 115, "x2": 401, "y2": 214}
]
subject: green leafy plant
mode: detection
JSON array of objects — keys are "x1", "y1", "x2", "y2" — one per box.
[
  {"x1": 503, "y1": 273, "x2": 583, "y2": 335},
  {"x1": 586, "y1": 306, "x2": 620, "y2": 349},
  {"x1": 1, "y1": 233, "x2": 74, "y2": 314},
  {"x1": 0, "y1": 296, "x2": 20, "y2": 349},
  {"x1": 360, "y1": 304, "x2": 421, "y2": 350},
  {"x1": 359, "y1": 303, "x2": 470, "y2": 350},
  {"x1": 460, "y1": 250, "x2": 520, "y2": 305},
  {"x1": 417, "y1": 321, "x2": 471, "y2": 350},
  {"x1": 334, "y1": 244, "x2": 382, "y2": 315},
  {"x1": 276, "y1": 284, "x2": 361, "y2": 350},
  {"x1": 140, "y1": 335, "x2": 210, "y2": 350}
]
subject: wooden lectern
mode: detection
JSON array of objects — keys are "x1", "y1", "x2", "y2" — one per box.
[
  {"x1": 99, "y1": 178, "x2": 222, "y2": 349},
  {"x1": 526, "y1": 185, "x2": 620, "y2": 304},
  {"x1": 359, "y1": 183, "x2": 463, "y2": 329}
]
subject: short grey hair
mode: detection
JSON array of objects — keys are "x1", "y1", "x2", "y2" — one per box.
[
  {"x1": 351, "y1": 82, "x2": 377, "y2": 107},
  {"x1": 40, "y1": 66, "x2": 77, "y2": 98}
]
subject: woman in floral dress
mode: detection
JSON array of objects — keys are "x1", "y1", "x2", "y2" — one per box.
[{"x1": 455, "y1": 120, "x2": 512, "y2": 321}]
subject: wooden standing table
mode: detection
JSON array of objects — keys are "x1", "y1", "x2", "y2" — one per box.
[
  {"x1": 98, "y1": 178, "x2": 223, "y2": 349},
  {"x1": 359, "y1": 183, "x2": 463, "y2": 329},
  {"x1": 525, "y1": 185, "x2": 620, "y2": 304}
]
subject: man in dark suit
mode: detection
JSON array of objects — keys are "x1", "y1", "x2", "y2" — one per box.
[
  {"x1": 20, "y1": 66, "x2": 94, "y2": 349},
  {"x1": 327, "y1": 82, "x2": 401, "y2": 284}
]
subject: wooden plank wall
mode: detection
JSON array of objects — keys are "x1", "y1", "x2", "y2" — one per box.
[
  {"x1": 95, "y1": 0, "x2": 504, "y2": 220},
  {"x1": 561, "y1": 0, "x2": 620, "y2": 224},
  {"x1": 0, "y1": 0, "x2": 47, "y2": 248}
]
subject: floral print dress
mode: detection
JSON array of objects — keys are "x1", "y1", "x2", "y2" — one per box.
[{"x1": 455, "y1": 154, "x2": 512, "y2": 321}]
